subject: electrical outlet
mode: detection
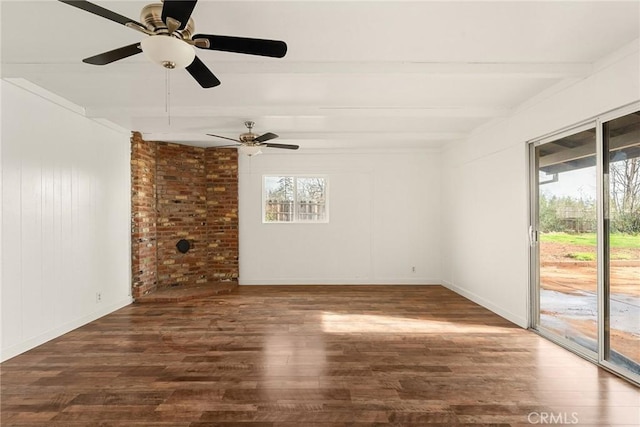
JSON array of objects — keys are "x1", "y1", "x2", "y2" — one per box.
[{"x1": 96, "y1": 292, "x2": 102, "y2": 303}]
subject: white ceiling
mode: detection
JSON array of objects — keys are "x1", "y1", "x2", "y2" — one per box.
[{"x1": 2, "y1": 0, "x2": 639, "y2": 149}]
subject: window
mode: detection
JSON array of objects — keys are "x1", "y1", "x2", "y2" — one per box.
[{"x1": 263, "y1": 175, "x2": 328, "y2": 223}]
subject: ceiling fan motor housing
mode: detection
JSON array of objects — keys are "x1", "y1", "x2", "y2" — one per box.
[
  {"x1": 239, "y1": 133, "x2": 257, "y2": 144},
  {"x1": 141, "y1": 3, "x2": 194, "y2": 39},
  {"x1": 239, "y1": 121, "x2": 257, "y2": 143}
]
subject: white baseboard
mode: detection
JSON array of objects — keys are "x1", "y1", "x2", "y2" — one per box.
[
  {"x1": 238, "y1": 278, "x2": 442, "y2": 286},
  {"x1": 441, "y1": 280, "x2": 528, "y2": 328},
  {"x1": 1, "y1": 297, "x2": 133, "y2": 362}
]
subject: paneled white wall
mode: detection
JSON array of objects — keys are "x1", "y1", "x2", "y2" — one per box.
[
  {"x1": 238, "y1": 150, "x2": 441, "y2": 285},
  {"x1": 441, "y1": 42, "x2": 640, "y2": 327},
  {"x1": 1, "y1": 80, "x2": 132, "y2": 361}
]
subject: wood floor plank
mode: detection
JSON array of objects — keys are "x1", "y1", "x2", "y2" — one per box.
[{"x1": 1, "y1": 285, "x2": 638, "y2": 426}]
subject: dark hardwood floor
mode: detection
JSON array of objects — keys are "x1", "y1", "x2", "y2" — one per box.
[{"x1": 1, "y1": 285, "x2": 638, "y2": 426}]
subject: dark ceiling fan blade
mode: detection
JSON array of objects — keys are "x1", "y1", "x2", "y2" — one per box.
[
  {"x1": 58, "y1": 1, "x2": 144, "y2": 27},
  {"x1": 82, "y1": 43, "x2": 142, "y2": 65},
  {"x1": 206, "y1": 134, "x2": 241, "y2": 143},
  {"x1": 161, "y1": 0, "x2": 197, "y2": 30},
  {"x1": 254, "y1": 132, "x2": 279, "y2": 143},
  {"x1": 193, "y1": 34, "x2": 287, "y2": 58},
  {"x1": 263, "y1": 143, "x2": 299, "y2": 150},
  {"x1": 186, "y1": 56, "x2": 221, "y2": 88}
]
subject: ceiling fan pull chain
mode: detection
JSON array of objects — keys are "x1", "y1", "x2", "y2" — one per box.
[{"x1": 165, "y1": 68, "x2": 172, "y2": 126}]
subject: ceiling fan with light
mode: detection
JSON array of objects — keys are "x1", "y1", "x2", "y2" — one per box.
[
  {"x1": 208, "y1": 121, "x2": 299, "y2": 156},
  {"x1": 57, "y1": 0, "x2": 288, "y2": 88}
]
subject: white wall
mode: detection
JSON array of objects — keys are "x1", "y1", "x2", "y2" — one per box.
[
  {"x1": 1, "y1": 80, "x2": 132, "y2": 361},
  {"x1": 441, "y1": 42, "x2": 640, "y2": 328},
  {"x1": 239, "y1": 150, "x2": 441, "y2": 285}
]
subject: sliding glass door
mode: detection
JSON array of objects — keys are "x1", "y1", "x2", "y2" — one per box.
[
  {"x1": 531, "y1": 105, "x2": 640, "y2": 383},
  {"x1": 603, "y1": 112, "x2": 640, "y2": 376},
  {"x1": 532, "y1": 126, "x2": 599, "y2": 357}
]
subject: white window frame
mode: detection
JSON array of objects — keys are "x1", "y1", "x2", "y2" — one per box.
[{"x1": 262, "y1": 174, "x2": 329, "y2": 224}]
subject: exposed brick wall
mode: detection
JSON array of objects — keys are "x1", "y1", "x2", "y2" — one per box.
[
  {"x1": 131, "y1": 132, "x2": 157, "y2": 298},
  {"x1": 206, "y1": 149, "x2": 239, "y2": 281},
  {"x1": 156, "y1": 142, "x2": 208, "y2": 288},
  {"x1": 130, "y1": 133, "x2": 239, "y2": 298}
]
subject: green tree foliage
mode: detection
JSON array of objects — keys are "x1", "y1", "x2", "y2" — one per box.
[
  {"x1": 610, "y1": 157, "x2": 640, "y2": 234},
  {"x1": 540, "y1": 157, "x2": 640, "y2": 234}
]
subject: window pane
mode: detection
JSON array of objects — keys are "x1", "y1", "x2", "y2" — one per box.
[
  {"x1": 296, "y1": 177, "x2": 326, "y2": 221},
  {"x1": 536, "y1": 128, "x2": 598, "y2": 355},
  {"x1": 265, "y1": 176, "x2": 294, "y2": 222},
  {"x1": 605, "y1": 111, "x2": 640, "y2": 375}
]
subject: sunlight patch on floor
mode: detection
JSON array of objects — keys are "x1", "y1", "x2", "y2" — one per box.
[{"x1": 321, "y1": 312, "x2": 508, "y2": 334}]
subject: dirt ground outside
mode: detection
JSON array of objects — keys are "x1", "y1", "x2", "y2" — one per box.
[
  {"x1": 540, "y1": 241, "x2": 639, "y2": 296},
  {"x1": 539, "y1": 240, "x2": 639, "y2": 366}
]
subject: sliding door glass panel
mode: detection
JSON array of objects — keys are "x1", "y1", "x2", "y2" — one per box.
[
  {"x1": 604, "y1": 111, "x2": 640, "y2": 375},
  {"x1": 536, "y1": 128, "x2": 598, "y2": 354}
]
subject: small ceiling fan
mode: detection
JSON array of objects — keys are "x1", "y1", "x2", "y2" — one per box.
[
  {"x1": 57, "y1": 0, "x2": 287, "y2": 88},
  {"x1": 208, "y1": 121, "x2": 299, "y2": 155}
]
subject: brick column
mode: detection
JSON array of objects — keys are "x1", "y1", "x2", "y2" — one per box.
[
  {"x1": 206, "y1": 148, "x2": 239, "y2": 281},
  {"x1": 131, "y1": 132, "x2": 157, "y2": 298}
]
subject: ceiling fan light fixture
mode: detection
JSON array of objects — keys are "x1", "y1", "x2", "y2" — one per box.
[
  {"x1": 140, "y1": 35, "x2": 195, "y2": 69},
  {"x1": 239, "y1": 146, "x2": 262, "y2": 157}
]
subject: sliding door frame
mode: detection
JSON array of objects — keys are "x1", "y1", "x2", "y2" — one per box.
[
  {"x1": 528, "y1": 101, "x2": 640, "y2": 385},
  {"x1": 528, "y1": 120, "x2": 599, "y2": 363},
  {"x1": 597, "y1": 103, "x2": 640, "y2": 384}
]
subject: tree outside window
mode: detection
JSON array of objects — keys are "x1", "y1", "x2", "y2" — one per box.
[{"x1": 264, "y1": 176, "x2": 327, "y2": 223}]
